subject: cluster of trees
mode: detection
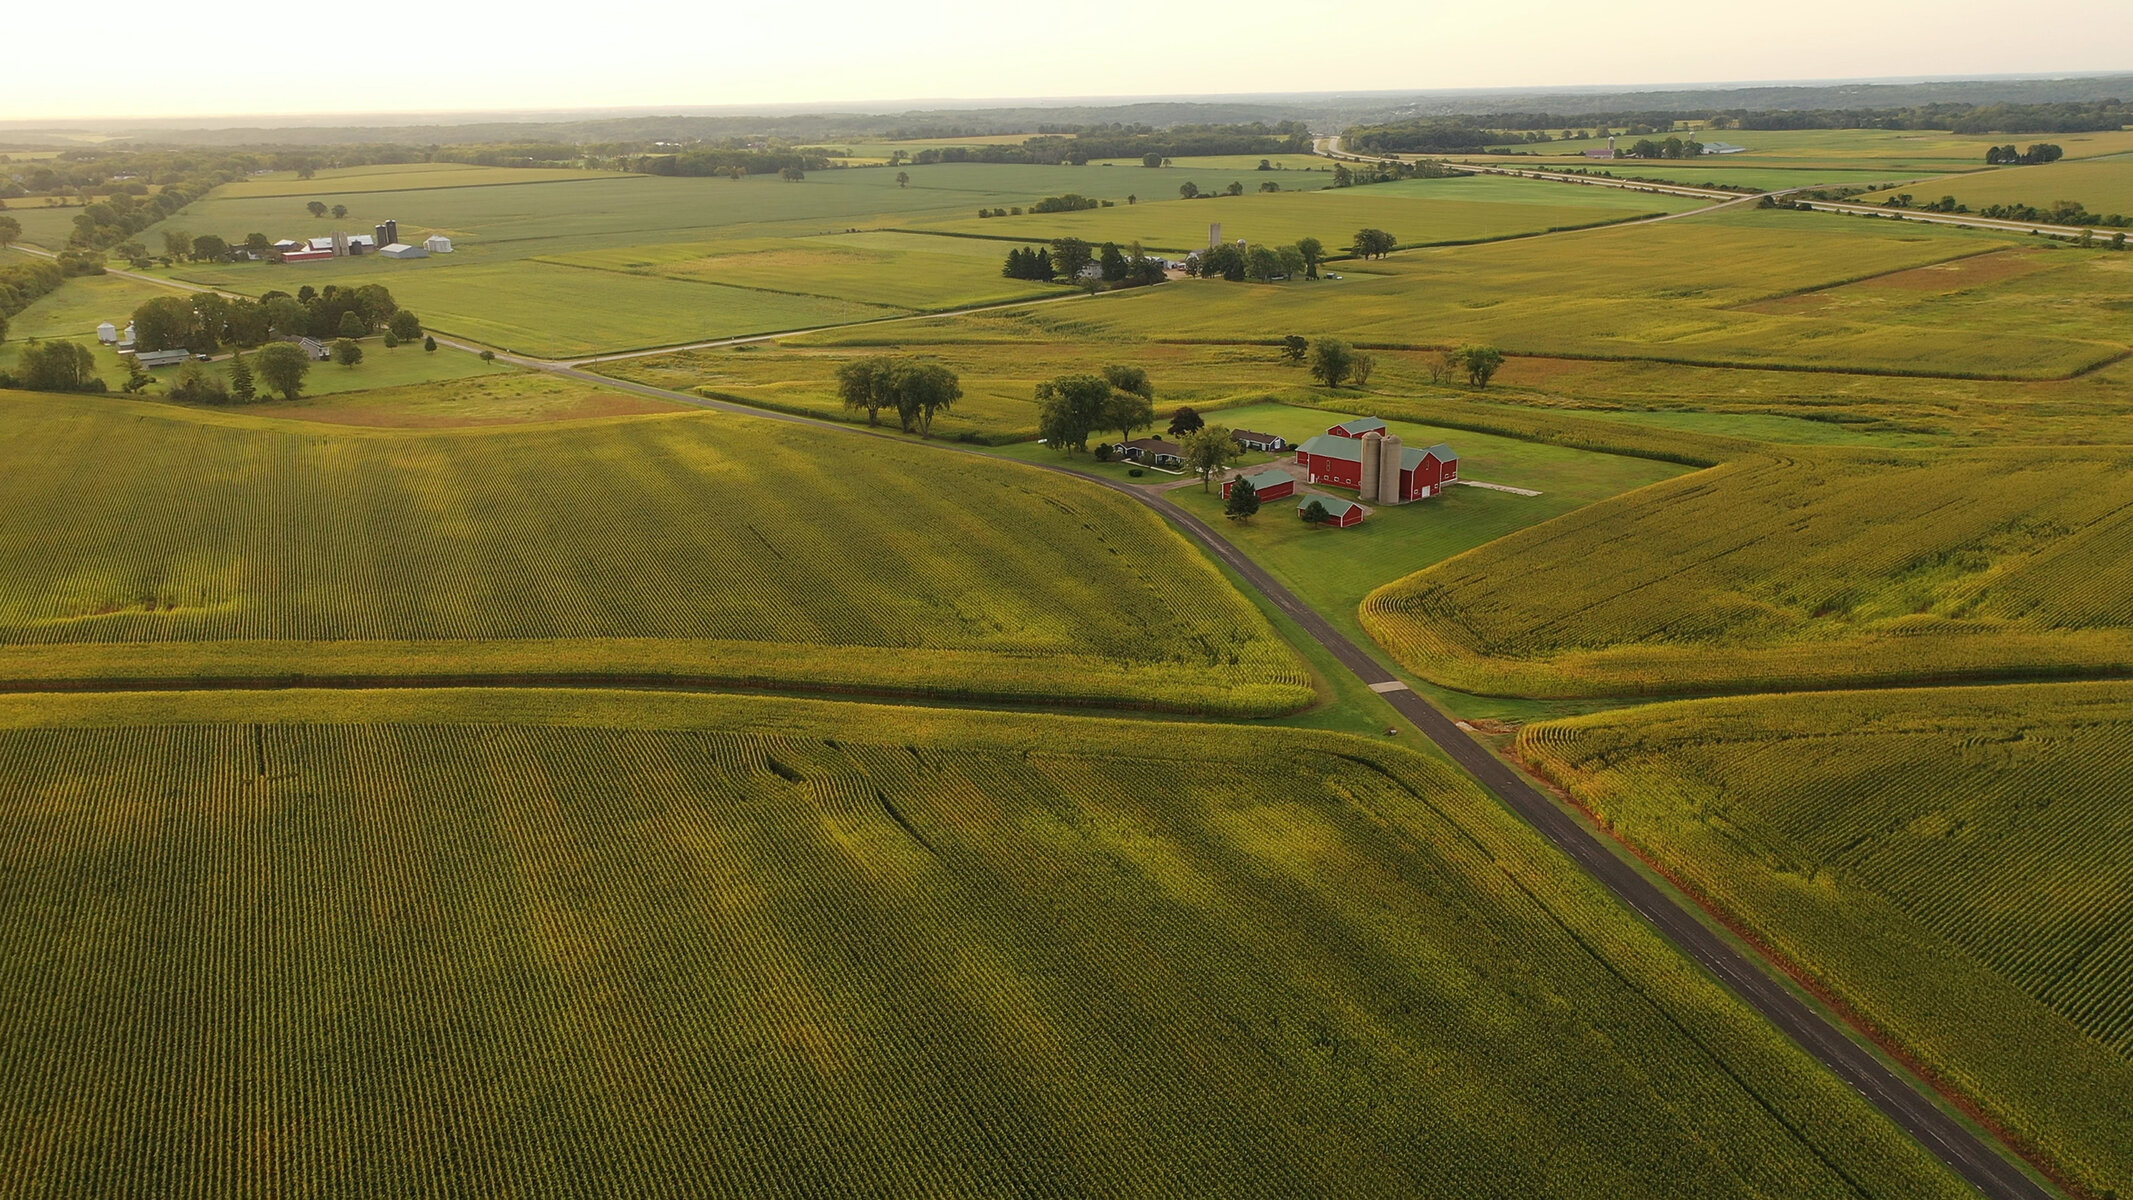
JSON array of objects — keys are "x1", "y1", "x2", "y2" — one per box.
[
  {"x1": 1350, "y1": 228, "x2": 1397, "y2": 258},
  {"x1": 833, "y1": 357, "x2": 963, "y2": 436},
  {"x1": 1344, "y1": 120, "x2": 1497, "y2": 155},
  {"x1": 1010, "y1": 238, "x2": 1167, "y2": 289},
  {"x1": 1983, "y1": 144, "x2": 2063, "y2": 165},
  {"x1": 1001, "y1": 247, "x2": 1058, "y2": 281},
  {"x1": 909, "y1": 123, "x2": 1311, "y2": 166},
  {"x1": 0, "y1": 340, "x2": 104, "y2": 393},
  {"x1": 1294, "y1": 338, "x2": 1375, "y2": 388},
  {"x1": 0, "y1": 253, "x2": 64, "y2": 346},
  {"x1": 1030, "y1": 193, "x2": 1104, "y2": 213},
  {"x1": 129, "y1": 284, "x2": 419, "y2": 355},
  {"x1": 1190, "y1": 240, "x2": 1309, "y2": 283},
  {"x1": 164, "y1": 343, "x2": 311, "y2": 404},
  {"x1": 1035, "y1": 366, "x2": 1156, "y2": 453},
  {"x1": 635, "y1": 150, "x2": 829, "y2": 177},
  {"x1": 1621, "y1": 137, "x2": 1704, "y2": 159},
  {"x1": 1977, "y1": 200, "x2": 2130, "y2": 229}
]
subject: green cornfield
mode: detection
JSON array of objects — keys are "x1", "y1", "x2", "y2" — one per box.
[
  {"x1": 0, "y1": 392, "x2": 1309, "y2": 714},
  {"x1": 1363, "y1": 447, "x2": 2133, "y2": 697},
  {"x1": 0, "y1": 690, "x2": 1973, "y2": 1199},
  {"x1": 1518, "y1": 681, "x2": 2133, "y2": 1197}
]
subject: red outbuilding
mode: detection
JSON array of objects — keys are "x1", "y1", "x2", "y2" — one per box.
[
  {"x1": 1221, "y1": 468, "x2": 1298, "y2": 502},
  {"x1": 1326, "y1": 417, "x2": 1388, "y2": 438},
  {"x1": 1298, "y1": 495, "x2": 1366, "y2": 528}
]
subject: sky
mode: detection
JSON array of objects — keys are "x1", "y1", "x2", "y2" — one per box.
[{"x1": 8, "y1": 0, "x2": 2130, "y2": 121}]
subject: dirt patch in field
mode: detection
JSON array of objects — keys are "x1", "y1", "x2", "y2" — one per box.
[{"x1": 251, "y1": 389, "x2": 688, "y2": 429}]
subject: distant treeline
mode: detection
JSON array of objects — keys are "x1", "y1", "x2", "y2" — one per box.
[
  {"x1": 635, "y1": 150, "x2": 832, "y2": 177},
  {"x1": 1347, "y1": 99, "x2": 2131, "y2": 149},
  {"x1": 913, "y1": 124, "x2": 1311, "y2": 166}
]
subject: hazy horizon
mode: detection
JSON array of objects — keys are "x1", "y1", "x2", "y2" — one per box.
[{"x1": 8, "y1": 0, "x2": 2130, "y2": 122}]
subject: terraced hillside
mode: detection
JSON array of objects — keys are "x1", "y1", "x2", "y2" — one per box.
[
  {"x1": 1518, "y1": 681, "x2": 2133, "y2": 1197},
  {"x1": 0, "y1": 689, "x2": 1972, "y2": 1199}
]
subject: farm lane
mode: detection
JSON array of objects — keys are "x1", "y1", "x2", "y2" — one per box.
[{"x1": 533, "y1": 360, "x2": 2058, "y2": 1200}]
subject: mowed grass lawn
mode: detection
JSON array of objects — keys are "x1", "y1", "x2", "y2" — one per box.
[
  {"x1": 913, "y1": 174, "x2": 1704, "y2": 250},
  {"x1": 0, "y1": 688, "x2": 1976, "y2": 1200},
  {"x1": 1520, "y1": 681, "x2": 2133, "y2": 1198},
  {"x1": 0, "y1": 390, "x2": 1308, "y2": 713},
  {"x1": 1862, "y1": 154, "x2": 2133, "y2": 218}
]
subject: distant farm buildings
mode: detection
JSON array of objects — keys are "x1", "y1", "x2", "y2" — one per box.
[
  {"x1": 379, "y1": 243, "x2": 428, "y2": 259},
  {"x1": 1295, "y1": 432, "x2": 1457, "y2": 504},
  {"x1": 266, "y1": 227, "x2": 452, "y2": 263},
  {"x1": 133, "y1": 349, "x2": 190, "y2": 368},
  {"x1": 96, "y1": 322, "x2": 118, "y2": 344},
  {"x1": 424, "y1": 234, "x2": 454, "y2": 253}
]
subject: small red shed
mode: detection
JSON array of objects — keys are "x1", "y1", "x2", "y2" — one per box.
[
  {"x1": 1221, "y1": 468, "x2": 1297, "y2": 502},
  {"x1": 1326, "y1": 417, "x2": 1388, "y2": 438},
  {"x1": 1298, "y1": 495, "x2": 1365, "y2": 528}
]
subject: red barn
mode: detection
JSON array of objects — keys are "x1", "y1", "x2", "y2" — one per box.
[
  {"x1": 1221, "y1": 468, "x2": 1297, "y2": 502},
  {"x1": 1326, "y1": 417, "x2": 1387, "y2": 438},
  {"x1": 1295, "y1": 434, "x2": 1457, "y2": 503},
  {"x1": 1298, "y1": 495, "x2": 1365, "y2": 528}
]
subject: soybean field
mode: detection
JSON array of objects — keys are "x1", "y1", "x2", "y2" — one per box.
[
  {"x1": 0, "y1": 689, "x2": 1974, "y2": 1200},
  {"x1": 1518, "y1": 681, "x2": 2133, "y2": 1198}
]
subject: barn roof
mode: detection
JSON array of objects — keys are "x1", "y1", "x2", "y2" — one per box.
[
  {"x1": 1230, "y1": 428, "x2": 1283, "y2": 444},
  {"x1": 1298, "y1": 434, "x2": 1438, "y2": 471},
  {"x1": 1329, "y1": 417, "x2": 1386, "y2": 435},
  {"x1": 1233, "y1": 468, "x2": 1292, "y2": 491},
  {"x1": 1423, "y1": 442, "x2": 1456, "y2": 460},
  {"x1": 1297, "y1": 495, "x2": 1363, "y2": 518}
]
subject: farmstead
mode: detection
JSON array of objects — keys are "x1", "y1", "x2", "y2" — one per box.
[{"x1": 1295, "y1": 433, "x2": 1458, "y2": 504}]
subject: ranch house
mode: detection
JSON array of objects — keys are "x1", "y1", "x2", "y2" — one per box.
[
  {"x1": 1295, "y1": 433, "x2": 1458, "y2": 503},
  {"x1": 1115, "y1": 436, "x2": 1183, "y2": 466},
  {"x1": 1326, "y1": 417, "x2": 1387, "y2": 438},
  {"x1": 1230, "y1": 429, "x2": 1289, "y2": 452},
  {"x1": 1299, "y1": 495, "x2": 1365, "y2": 528},
  {"x1": 1221, "y1": 468, "x2": 1297, "y2": 502}
]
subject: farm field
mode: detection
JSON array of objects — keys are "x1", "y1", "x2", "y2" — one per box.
[
  {"x1": 0, "y1": 389, "x2": 1308, "y2": 713},
  {"x1": 1860, "y1": 154, "x2": 2133, "y2": 219},
  {"x1": 595, "y1": 332, "x2": 1326, "y2": 441},
  {"x1": 1056, "y1": 206, "x2": 2123, "y2": 378},
  {"x1": 1456, "y1": 127, "x2": 2133, "y2": 172},
  {"x1": 914, "y1": 174, "x2": 1703, "y2": 250},
  {"x1": 0, "y1": 202, "x2": 92, "y2": 248},
  {"x1": 0, "y1": 688, "x2": 1975, "y2": 1200},
  {"x1": 1507, "y1": 165, "x2": 1937, "y2": 191},
  {"x1": 1737, "y1": 245, "x2": 2133, "y2": 345},
  {"x1": 1518, "y1": 681, "x2": 2133, "y2": 1197},
  {"x1": 1085, "y1": 153, "x2": 1333, "y2": 171},
  {"x1": 1362, "y1": 446, "x2": 2133, "y2": 697},
  {"x1": 215, "y1": 161, "x2": 627, "y2": 198},
  {"x1": 542, "y1": 230, "x2": 1063, "y2": 312}
]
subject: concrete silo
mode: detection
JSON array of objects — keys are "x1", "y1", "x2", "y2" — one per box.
[
  {"x1": 1378, "y1": 434, "x2": 1404, "y2": 504},
  {"x1": 1358, "y1": 431, "x2": 1381, "y2": 501}
]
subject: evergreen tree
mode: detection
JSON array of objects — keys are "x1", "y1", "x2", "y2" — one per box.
[
  {"x1": 1225, "y1": 476, "x2": 1260, "y2": 521},
  {"x1": 227, "y1": 350, "x2": 255, "y2": 402}
]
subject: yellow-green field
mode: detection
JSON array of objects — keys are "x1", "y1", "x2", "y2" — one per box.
[
  {"x1": 1861, "y1": 154, "x2": 2133, "y2": 218},
  {"x1": 1048, "y1": 206, "x2": 2123, "y2": 377},
  {"x1": 214, "y1": 161, "x2": 628, "y2": 198},
  {"x1": 1519, "y1": 681, "x2": 2133, "y2": 1197},
  {"x1": 0, "y1": 389, "x2": 1307, "y2": 713},
  {"x1": 1456, "y1": 127, "x2": 2133, "y2": 172},
  {"x1": 1362, "y1": 447, "x2": 2133, "y2": 697},
  {"x1": 0, "y1": 688, "x2": 1976, "y2": 1199},
  {"x1": 914, "y1": 174, "x2": 1701, "y2": 250}
]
